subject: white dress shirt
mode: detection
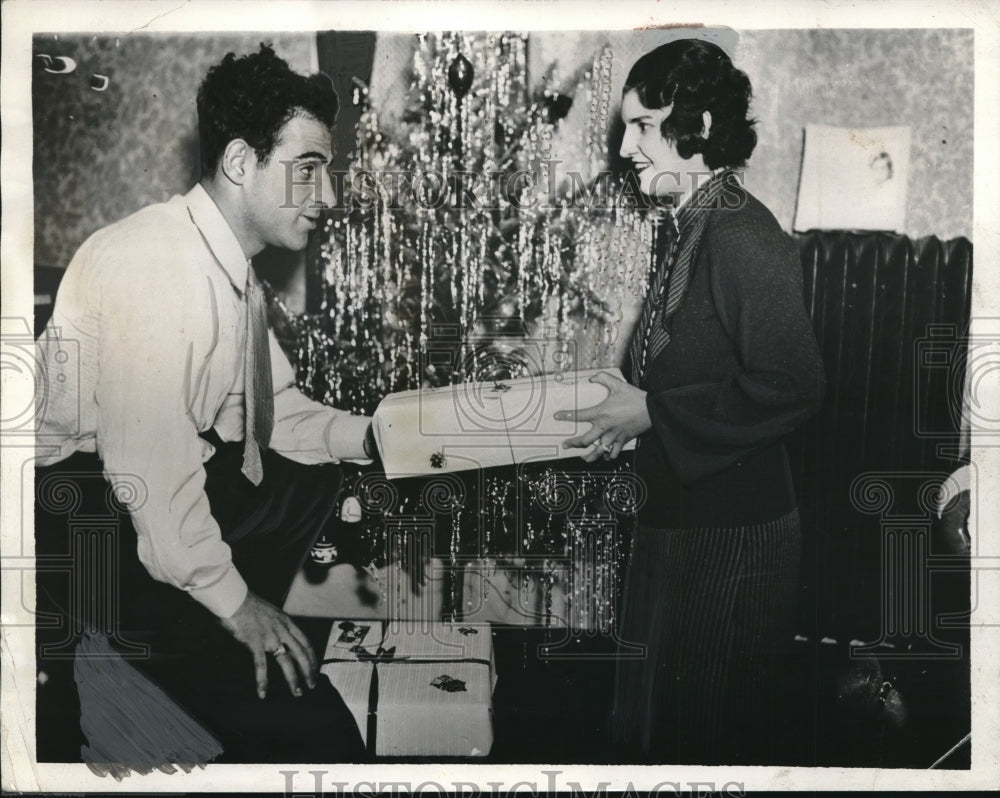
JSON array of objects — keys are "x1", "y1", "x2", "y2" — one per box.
[{"x1": 36, "y1": 184, "x2": 370, "y2": 618}]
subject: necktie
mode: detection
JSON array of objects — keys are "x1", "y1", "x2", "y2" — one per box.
[
  {"x1": 241, "y1": 268, "x2": 274, "y2": 485},
  {"x1": 628, "y1": 216, "x2": 679, "y2": 387}
]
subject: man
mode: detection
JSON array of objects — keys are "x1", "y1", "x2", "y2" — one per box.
[{"x1": 35, "y1": 44, "x2": 371, "y2": 762}]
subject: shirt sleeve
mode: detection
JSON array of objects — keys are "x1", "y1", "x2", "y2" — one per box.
[
  {"x1": 267, "y1": 329, "x2": 373, "y2": 464},
  {"x1": 90, "y1": 232, "x2": 248, "y2": 618},
  {"x1": 646, "y1": 209, "x2": 826, "y2": 484}
]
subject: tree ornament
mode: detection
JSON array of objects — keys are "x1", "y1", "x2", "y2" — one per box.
[{"x1": 447, "y1": 53, "x2": 474, "y2": 101}]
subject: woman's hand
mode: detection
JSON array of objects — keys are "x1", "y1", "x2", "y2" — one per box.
[{"x1": 554, "y1": 371, "x2": 652, "y2": 462}]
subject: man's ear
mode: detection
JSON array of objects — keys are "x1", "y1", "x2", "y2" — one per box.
[{"x1": 219, "y1": 139, "x2": 254, "y2": 185}]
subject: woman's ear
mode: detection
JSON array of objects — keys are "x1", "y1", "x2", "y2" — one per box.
[
  {"x1": 702, "y1": 110, "x2": 713, "y2": 138},
  {"x1": 220, "y1": 139, "x2": 253, "y2": 185}
]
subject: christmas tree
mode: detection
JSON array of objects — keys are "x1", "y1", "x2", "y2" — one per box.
[{"x1": 274, "y1": 33, "x2": 659, "y2": 627}]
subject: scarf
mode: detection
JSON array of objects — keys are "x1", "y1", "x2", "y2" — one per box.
[{"x1": 628, "y1": 169, "x2": 738, "y2": 386}]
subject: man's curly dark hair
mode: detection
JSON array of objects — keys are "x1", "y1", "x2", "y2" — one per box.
[
  {"x1": 624, "y1": 39, "x2": 757, "y2": 170},
  {"x1": 196, "y1": 43, "x2": 339, "y2": 176}
]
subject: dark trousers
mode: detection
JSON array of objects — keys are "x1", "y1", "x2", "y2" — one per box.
[{"x1": 35, "y1": 434, "x2": 367, "y2": 764}]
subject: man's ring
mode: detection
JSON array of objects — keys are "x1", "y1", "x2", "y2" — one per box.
[
  {"x1": 270, "y1": 643, "x2": 289, "y2": 657},
  {"x1": 601, "y1": 441, "x2": 613, "y2": 453}
]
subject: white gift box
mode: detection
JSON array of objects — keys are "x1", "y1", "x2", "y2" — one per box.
[
  {"x1": 320, "y1": 620, "x2": 496, "y2": 757},
  {"x1": 372, "y1": 367, "x2": 636, "y2": 478}
]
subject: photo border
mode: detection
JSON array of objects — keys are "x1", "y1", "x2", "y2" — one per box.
[{"x1": 3, "y1": 0, "x2": 998, "y2": 792}]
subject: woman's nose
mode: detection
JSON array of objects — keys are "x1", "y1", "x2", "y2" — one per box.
[{"x1": 620, "y1": 128, "x2": 637, "y2": 159}]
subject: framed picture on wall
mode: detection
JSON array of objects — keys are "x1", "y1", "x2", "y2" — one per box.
[{"x1": 793, "y1": 123, "x2": 911, "y2": 232}]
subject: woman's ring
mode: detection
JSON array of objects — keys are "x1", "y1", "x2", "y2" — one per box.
[
  {"x1": 270, "y1": 643, "x2": 289, "y2": 657},
  {"x1": 601, "y1": 441, "x2": 613, "y2": 453}
]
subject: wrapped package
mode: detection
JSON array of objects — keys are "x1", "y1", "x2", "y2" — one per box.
[
  {"x1": 372, "y1": 367, "x2": 635, "y2": 478},
  {"x1": 320, "y1": 620, "x2": 496, "y2": 757}
]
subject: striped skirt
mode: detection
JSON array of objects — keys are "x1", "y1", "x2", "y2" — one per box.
[{"x1": 611, "y1": 509, "x2": 801, "y2": 764}]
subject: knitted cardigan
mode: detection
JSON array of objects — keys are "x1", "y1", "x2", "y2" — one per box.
[{"x1": 635, "y1": 179, "x2": 826, "y2": 528}]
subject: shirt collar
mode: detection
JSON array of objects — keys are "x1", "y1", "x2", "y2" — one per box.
[{"x1": 184, "y1": 183, "x2": 251, "y2": 293}]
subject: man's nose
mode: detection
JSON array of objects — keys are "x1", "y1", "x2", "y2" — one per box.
[{"x1": 314, "y1": 169, "x2": 334, "y2": 209}]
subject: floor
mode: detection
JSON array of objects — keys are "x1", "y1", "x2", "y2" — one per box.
[
  {"x1": 486, "y1": 628, "x2": 970, "y2": 768},
  {"x1": 37, "y1": 618, "x2": 970, "y2": 769}
]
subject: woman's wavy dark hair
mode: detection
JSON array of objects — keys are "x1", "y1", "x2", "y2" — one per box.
[
  {"x1": 624, "y1": 39, "x2": 757, "y2": 169},
  {"x1": 196, "y1": 43, "x2": 339, "y2": 176}
]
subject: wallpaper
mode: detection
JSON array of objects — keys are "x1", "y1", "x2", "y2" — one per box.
[
  {"x1": 372, "y1": 28, "x2": 972, "y2": 241},
  {"x1": 738, "y1": 28, "x2": 973, "y2": 242},
  {"x1": 34, "y1": 27, "x2": 973, "y2": 276},
  {"x1": 32, "y1": 33, "x2": 315, "y2": 270}
]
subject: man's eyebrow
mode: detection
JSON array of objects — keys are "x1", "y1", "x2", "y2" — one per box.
[{"x1": 293, "y1": 151, "x2": 329, "y2": 162}]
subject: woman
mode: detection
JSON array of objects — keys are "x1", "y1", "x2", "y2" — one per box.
[{"x1": 556, "y1": 39, "x2": 825, "y2": 763}]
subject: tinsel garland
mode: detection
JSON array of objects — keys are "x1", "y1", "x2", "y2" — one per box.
[{"x1": 274, "y1": 33, "x2": 662, "y2": 627}]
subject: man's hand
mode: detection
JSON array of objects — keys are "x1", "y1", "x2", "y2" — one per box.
[
  {"x1": 220, "y1": 591, "x2": 318, "y2": 699},
  {"x1": 554, "y1": 371, "x2": 652, "y2": 462}
]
